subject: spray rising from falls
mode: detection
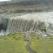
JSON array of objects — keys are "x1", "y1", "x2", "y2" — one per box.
[{"x1": 0, "y1": 12, "x2": 53, "y2": 35}]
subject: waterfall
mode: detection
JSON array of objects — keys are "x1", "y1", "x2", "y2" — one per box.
[{"x1": 0, "y1": 12, "x2": 53, "y2": 35}]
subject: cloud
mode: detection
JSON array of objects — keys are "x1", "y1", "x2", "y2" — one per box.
[{"x1": 0, "y1": 0, "x2": 11, "y2": 2}]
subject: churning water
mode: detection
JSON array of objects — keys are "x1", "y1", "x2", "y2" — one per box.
[{"x1": 0, "y1": 12, "x2": 53, "y2": 35}]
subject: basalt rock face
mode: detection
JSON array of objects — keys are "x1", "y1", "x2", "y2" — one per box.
[
  {"x1": 0, "y1": 17, "x2": 9, "y2": 32},
  {"x1": 0, "y1": 17, "x2": 9, "y2": 35},
  {"x1": 0, "y1": 0, "x2": 53, "y2": 14}
]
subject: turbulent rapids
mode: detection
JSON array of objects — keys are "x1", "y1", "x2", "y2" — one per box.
[{"x1": 0, "y1": 12, "x2": 53, "y2": 35}]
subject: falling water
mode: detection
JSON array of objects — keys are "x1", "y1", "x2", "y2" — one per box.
[
  {"x1": 6, "y1": 12, "x2": 53, "y2": 36},
  {"x1": 0, "y1": 12, "x2": 53, "y2": 35}
]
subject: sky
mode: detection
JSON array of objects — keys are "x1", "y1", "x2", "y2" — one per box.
[
  {"x1": 0, "y1": 0, "x2": 33, "y2": 4},
  {"x1": 0, "y1": 0, "x2": 29, "y2": 2},
  {"x1": 0, "y1": 0, "x2": 24, "y2": 2},
  {"x1": 0, "y1": 0, "x2": 11, "y2": 2}
]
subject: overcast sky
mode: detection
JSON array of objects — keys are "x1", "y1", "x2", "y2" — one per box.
[
  {"x1": 0, "y1": 0, "x2": 26, "y2": 2},
  {"x1": 0, "y1": 0, "x2": 11, "y2": 2}
]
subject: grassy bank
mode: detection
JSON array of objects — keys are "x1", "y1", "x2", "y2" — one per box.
[{"x1": 0, "y1": 33, "x2": 53, "y2": 53}]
